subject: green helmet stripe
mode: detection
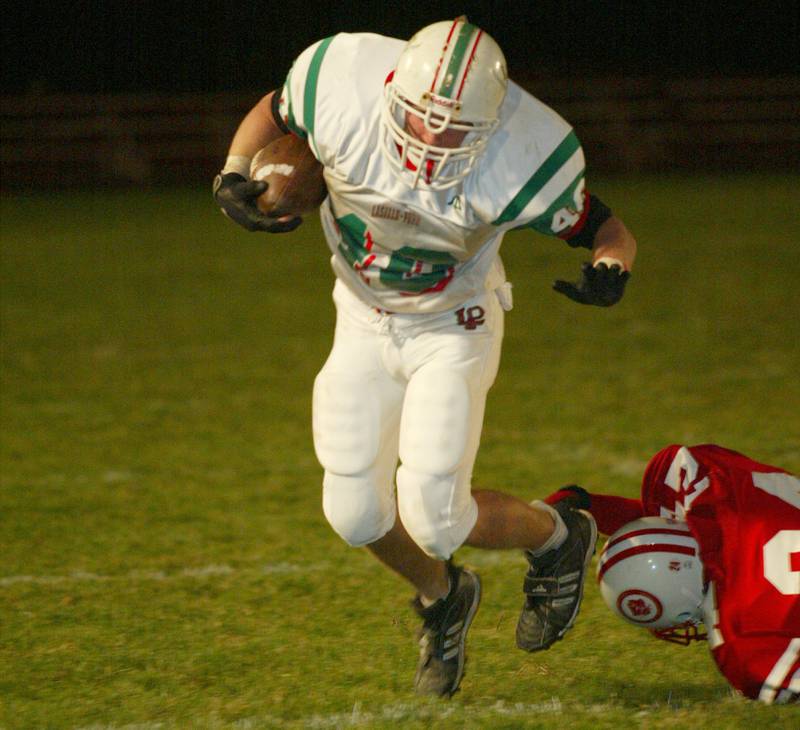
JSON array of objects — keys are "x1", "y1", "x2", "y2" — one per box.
[
  {"x1": 492, "y1": 131, "x2": 582, "y2": 225},
  {"x1": 436, "y1": 22, "x2": 479, "y2": 99}
]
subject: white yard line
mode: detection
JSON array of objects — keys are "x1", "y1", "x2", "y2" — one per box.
[
  {"x1": 75, "y1": 697, "x2": 563, "y2": 730},
  {"x1": 0, "y1": 562, "x2": 327, "y2": 587},
  {"x1": 1, "y1": 551, "x2": 527, "y2": 587}
]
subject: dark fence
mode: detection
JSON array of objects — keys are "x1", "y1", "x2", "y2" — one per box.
[{"x1": 2, "y1": 77, "x2": 798, "y2": 189}]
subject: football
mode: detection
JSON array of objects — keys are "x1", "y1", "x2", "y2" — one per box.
[{"x1": 249, "y1": 135, "x2": 327, "y2": 218}]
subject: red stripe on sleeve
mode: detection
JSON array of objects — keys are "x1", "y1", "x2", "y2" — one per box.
[{"x1": 558, "y1": 186, "x2": 591, "y2": 240}]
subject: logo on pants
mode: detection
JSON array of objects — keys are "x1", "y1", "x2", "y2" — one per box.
[{"x1": 455, "y1": 306, "x2": 485, "y2": 330}]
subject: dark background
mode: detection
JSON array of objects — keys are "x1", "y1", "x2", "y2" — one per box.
[{"x1": 4, "y1": 1, "x2": 799, "y2": 95}]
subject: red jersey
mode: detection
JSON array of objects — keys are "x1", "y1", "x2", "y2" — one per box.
[{"x1": 639, "y1": 444, "x2": 800, "y2": 703}]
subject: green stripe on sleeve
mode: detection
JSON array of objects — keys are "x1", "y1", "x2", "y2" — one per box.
[
  {"x1": 303, "y1": 36, "x2": 335, "y2": 140},
  {"x1": 492, "y1": 130, "x2": 581, "y2": 225},
  {"x1": 524, "y1": 170, "x2": 585, "y2": 235},
  {"x1": 282, "y1": 67, "x2": 306, "y2": 138}
]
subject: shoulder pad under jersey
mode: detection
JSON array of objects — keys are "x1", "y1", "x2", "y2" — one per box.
[
  {"x1": 278, "y1": 33, "x2": 404, "y2": 170},
  {"x1": 469, "y1": 82, "x2": 586, "y2": 237}
]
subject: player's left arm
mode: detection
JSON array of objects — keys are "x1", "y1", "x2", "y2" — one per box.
[
  {"x1": 491, "y1": 94, "x2": 637, "y2": 306},
  {"x1": 590, "y1": 214, "x2": 637, "y2": 272},
  {"x1": 553, "y1": 195, "x2": 637, "y2": 307},
  {"x1": 498, "y1": 121, "x2": 637, "y2": 307}
]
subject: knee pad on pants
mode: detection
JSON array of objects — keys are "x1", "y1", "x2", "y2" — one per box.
[
  {"x1": 322, "y1": 472, "x2": 396, "y2": 547},
  {"x1": 396, "y1": 466, "x2": 478, "y2": 560}
]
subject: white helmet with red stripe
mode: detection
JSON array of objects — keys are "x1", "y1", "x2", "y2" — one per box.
[
  {"x1": 381, "y1": 17, "x2": 508, "y2": 189},
  {"x1": 597, "y1": 516, "x2": 707, "y2": 644}
]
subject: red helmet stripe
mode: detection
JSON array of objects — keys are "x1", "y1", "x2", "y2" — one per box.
[
  {"x1": 604, "y1": 526, "x2": 693, "y2": 552},
  {"x1": 597, "y1": 543, "x2": 696, "y2": 581},
  {"x1": 455, "y1": 29, "x2": 483, "y2": 100},
  {"x1": 429, "y1": 19, "x2": 460, "y2": 93}
]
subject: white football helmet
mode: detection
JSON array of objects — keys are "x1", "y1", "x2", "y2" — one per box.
[
  {"x1": 597, "y1": 516, "x2": 707, "y2": 644},
  {"x1": 380, "y1": 17, "x2": 508, "y2": 190}
]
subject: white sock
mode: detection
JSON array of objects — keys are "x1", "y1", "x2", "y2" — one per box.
[{"x1": 528, "y1": 500, "x2": 568, "y2": 556}]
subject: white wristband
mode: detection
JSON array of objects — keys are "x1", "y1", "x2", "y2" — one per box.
[
  {"x1": 221, "y1": 155, "x2": 252, "y2": 177},
  {"x1": 594, "y1": 256, "x2": 625, "y2": 271}
]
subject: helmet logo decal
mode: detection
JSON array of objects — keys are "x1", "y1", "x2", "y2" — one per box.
[
  {"x1": 617, "y1": 589, "x2": 663, "y2": 624},
  {"x1": 627, "y1": 599, "x2": 652, "y2": 617},
  {"x1": 425, "y1": 93, "x2": 460, "y2": 111}
]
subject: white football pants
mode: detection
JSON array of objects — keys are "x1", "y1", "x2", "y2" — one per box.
[{"x1": 312, "y1": 279, "x2": 506, "y2": 560}]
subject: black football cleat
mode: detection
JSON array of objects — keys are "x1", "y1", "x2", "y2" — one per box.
[
  {"x1": 516, "y1": 501, "x2": 597, "y2": 652},
  {"x1": 412, "y1": 562, "x2": 481, "y2": 697}
]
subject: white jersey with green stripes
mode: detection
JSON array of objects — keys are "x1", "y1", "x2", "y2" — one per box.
[{"x1": 278, "y1": 32, "x2": 586, "y2": 314}]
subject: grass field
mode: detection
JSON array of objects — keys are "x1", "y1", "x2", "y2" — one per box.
[{"x1": 1, "y1": 174, "x2": 799, "y2": 728}]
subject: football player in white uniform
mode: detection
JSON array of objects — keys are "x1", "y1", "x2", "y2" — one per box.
[{"x1": 214, "y1": 18, "x2": 637, "y2": 697}]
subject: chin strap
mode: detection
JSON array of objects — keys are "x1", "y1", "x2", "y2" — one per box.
[{"x1": 650, "y1": 622, "x2": 707, "y2": 646}]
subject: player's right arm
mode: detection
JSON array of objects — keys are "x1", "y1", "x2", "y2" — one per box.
[
  {"x1": 213, "y1": 91, "x2": 302, "y2": 233},
  {"x1": 227, "y1": 91, "x2": 287, "y2": 160}
]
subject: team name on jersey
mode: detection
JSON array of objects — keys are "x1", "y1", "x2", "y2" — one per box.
[{"x1": 371, "y1": 204, "x2": 421, "y2": 226}]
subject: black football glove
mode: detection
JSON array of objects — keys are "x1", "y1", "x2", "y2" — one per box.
[
  {"x1": 553, "y1": 261, "x2": 630, "y2": 306},
  {"x1": 212, "y1": 172, "x2": 302, "y2": 233}
]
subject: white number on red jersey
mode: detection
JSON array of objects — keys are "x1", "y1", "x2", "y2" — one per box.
[
  {"x1": 763, "y1": 530, "x2": 800, "y2": 596},
  {"x1": 660, "y1": 446, "x2": 710, "y2": 519},
  {"x1": 751, "y1": 472, "x2": 800, "y2": 595},
  {"x1": 753, "y1": 471, "x2": 800, "y2": 509}
]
